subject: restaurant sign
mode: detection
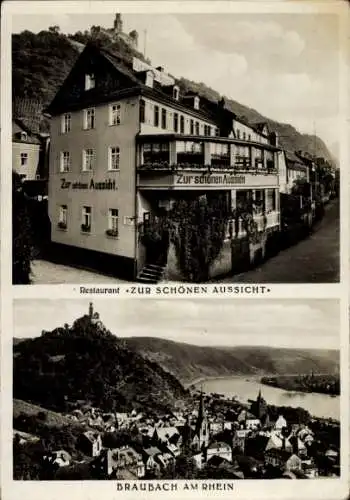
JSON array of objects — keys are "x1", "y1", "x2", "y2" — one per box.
[
  {"x1": 60, "y1": 178, "x2": 117, "y2": 190},
  {"x1": 175, "y1": 173, "x2": 245, "y2": 186}
]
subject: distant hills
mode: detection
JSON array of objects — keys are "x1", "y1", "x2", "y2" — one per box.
[
  {"x1": 124, "y1": 337, "x2": 339, "y2": 385},
  {"x1": 12, "y1": 26, "x2": 335, "y2": 164}
]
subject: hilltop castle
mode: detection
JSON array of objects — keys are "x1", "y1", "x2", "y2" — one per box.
[{"x1": 102, "y1": 14, "x2": 139, "y2": 51}]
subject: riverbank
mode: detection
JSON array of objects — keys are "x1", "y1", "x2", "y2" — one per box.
[
  {"x1": 191, "y1": 375, "x2": 340, "y2": 421},
  {"x1": 260, "y1": 374, "x2": 340, "y2": 397}
]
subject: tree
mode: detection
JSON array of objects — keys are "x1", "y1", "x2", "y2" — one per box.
[
  {"x1": 12, "y1": 171, "x2": 33, "y2": 284},
  {"x1": 48, "y1": 26, "x2": 60, "y2": 34}
]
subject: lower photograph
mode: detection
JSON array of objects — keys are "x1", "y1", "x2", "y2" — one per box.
[{"x1": 13, "y1": 298, "x2": 340, "y2": 480}]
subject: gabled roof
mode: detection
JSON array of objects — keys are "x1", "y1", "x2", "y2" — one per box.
[{"x1": 12, "y1": 119, "x2": 41, "y2": 145}]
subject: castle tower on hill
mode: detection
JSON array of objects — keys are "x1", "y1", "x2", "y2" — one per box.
[
  {"x1": 193, "y1": 392, "x2": 209, "y2": 452},
  {"x1": 113, "y1": 14, "x2": 123, "y2": 34},
  {"x1": 88, "y1": 302, "x2": 101, "y2": 325}
]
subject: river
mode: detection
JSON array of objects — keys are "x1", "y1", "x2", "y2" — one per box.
[{"x1": 194, "y1": 376, "x2": 340, "y2": 421}]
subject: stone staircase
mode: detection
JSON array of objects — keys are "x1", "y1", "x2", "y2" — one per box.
[{"x1": 136, "y1": 263, "x2": 166, "y2": 284}]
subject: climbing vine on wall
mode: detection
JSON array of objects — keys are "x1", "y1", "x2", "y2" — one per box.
[{"x1": 170, "y1": 195, "x2": 231, "y2": 282}]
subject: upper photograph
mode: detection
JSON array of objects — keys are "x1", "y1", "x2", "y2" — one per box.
[{"x1": 11, "y1": 12, "x2": 340, "y2": 284}]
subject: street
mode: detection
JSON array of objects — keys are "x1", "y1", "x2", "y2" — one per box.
[{"x1": 229, "y1": 199, "x2": 340, "y2": 283}]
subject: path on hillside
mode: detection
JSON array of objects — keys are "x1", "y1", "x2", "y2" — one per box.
[{"x1": 227, "y1": 199, "x2": 339, "y2": 283}]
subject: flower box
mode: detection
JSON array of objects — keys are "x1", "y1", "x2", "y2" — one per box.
[
  {"x1": 106, "y1": 229, "x2": 118, "y2": 238},
  {"x1": 57, "y1": 221, "x2": 67, "y2": 230},
  {"x1": 81, "y1": 224, "x2": 91, "y2": 233}
]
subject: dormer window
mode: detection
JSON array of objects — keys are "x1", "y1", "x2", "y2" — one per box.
[
  {"x1": 194, "y1": 96, "x2": 200, "y2": 110},
  {"x1": 173, "y1": 86, "x2": 180, "y2": 101},
  {"x1": 145, "y1": 71, "x2": 154, "y2": 88},
  {"x1": 20, "y1": 131, "x2": 28, "y2": 141},
  {"x1": 85, "y1": 73, "x2": 95, "y2": 91}
]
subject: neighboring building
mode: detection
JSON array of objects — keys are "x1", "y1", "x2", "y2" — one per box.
[
  {"x1": 279, "y1": 150, "x2": 309, "y2": 194},
  {"x1": 45, "y1": 42, "x2": 282, "y2": 281},
  {"x1": 12, "y1": 119, "x2": 42, "y2": 181}
]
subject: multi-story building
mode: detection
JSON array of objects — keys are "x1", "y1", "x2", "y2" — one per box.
[
  {"x1": 12, "y1": 119, "x2": 42, "y2": 181},
  {"x1": 45, "y1": 42, "x2": 281, "y2": 281}
]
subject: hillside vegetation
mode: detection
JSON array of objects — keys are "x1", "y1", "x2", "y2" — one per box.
[
  {"x1": 124, "y1": 337, "x2": 339, "y2": 385},
  {"x1": 12, "y1": 26, "x2": 334, "y2": 163},
  {"x1": 13, "y1": 316, "x2": 188, "y2": 414}
]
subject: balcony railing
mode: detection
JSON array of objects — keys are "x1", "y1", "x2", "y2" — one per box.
[{"x1": 225, "y1": 212, "x2": 280, "y2": 239}]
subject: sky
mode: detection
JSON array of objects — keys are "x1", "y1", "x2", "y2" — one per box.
[
  {"x1": 11, "y1": 11, "x2": 342, "y2": 156},
  {"x1": 13, "y1": 299, "x2": 339, "y2": 350}
]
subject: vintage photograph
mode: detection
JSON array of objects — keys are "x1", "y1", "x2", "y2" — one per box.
[
  {"x1": 13, "y1": 299, "x2": 340, "y2": 480},
  {"x1": 11, "y1": 11, "x2": 340, "y2": 285}
]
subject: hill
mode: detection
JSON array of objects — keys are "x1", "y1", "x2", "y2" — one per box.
[
  {"x1": 12, "y1": 26, "x2": 335, "y2": 163},
  {"x1": 124, "y1": 337, "x2": 339, "y2": 385},
  {"x1": 13, "y1": 316, "x2": 188, "y2": 414}
]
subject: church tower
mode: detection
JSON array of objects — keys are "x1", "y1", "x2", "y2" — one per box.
[{"x1": 194, "y1": 392, "x2": 209, "y2": 451}]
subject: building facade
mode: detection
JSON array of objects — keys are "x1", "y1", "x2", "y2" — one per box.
[
  {"x1": 12, "y1": 119, "x2": 42, "y2": 181},
  {"x1": 46, "y1": 43, "x2": 281, "y2": 281}
]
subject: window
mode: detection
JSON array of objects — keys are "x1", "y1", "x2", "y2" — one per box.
[
  {"x1": 248, "y1": 134, "x2": 251, "y2": 141},
  {"x1": 81, "y1": 206, "x2": 92, "y2": 232},
  {"x1": 107, "y1": 208, "x2": 119, "y2": 237},
  {"x1": 215, "y1": 127, "x2": 220, "y2": 137},
  {"x1": 20, "y1": 152, "x2": 28, "y2": 167},
  {"x1": 58, "y1": 205, "x2": 67, "y2": 229},
  {"x1": 154, "y1": 106, "x2": 159, "y2": 127},
  {"x1": 161, "y1": 108, "x2": 167, "y2": 129},
  {"x1": 139, "y1": 100, "x2": 145, "y2": 124},
  {"x1": 208, "y1": 126, "x2": 212, "y2": 136},
  {"x1": 84, "y1": 108, "x2": 95, "y2": 129},
  {"x1": 110, "y1": 104, "x2": 121, "y2": 126},
  {"x1": 62, "y1": 113, "x2": 71, "y2": 133},
  {"x1": 243, "y1": 132, "x2": 246, "y2": 140},
  {"x1": 174, "y1": 113, "x2": 179, "y2": 132},
  {"x1": 109, "y1": 146, "x2": 120, "y2": 170},
  {"x1": 190, "y1": 119, "x2": 194, "y2": 135},
  {"x1": 180, "y1": 116, "x2": 184, "y2": 134},
  {"x1": 85, "y1": 73, "x2": 95, "y2": 90},
  {"x1": 82, "y1": 148, "x2": 95, "y2": 171},
  {"x1": 173, "y1": 86, "x2": 180, "y2": 101},
  {"x1": 194, "y1": 96, "x2": 200, "y2": 110},
  {"x1": 237, "y1": 129, "x2": 240, "y2": 139},
  {"x1": 195, "y1": 122, "x2": 200, "y2": 136},
  {"x1": 60, "y1": 151, "x2": 70, "y2": 172},
  {"x1": 20, "y1": 132, "x2": 28, "y2": 141}
]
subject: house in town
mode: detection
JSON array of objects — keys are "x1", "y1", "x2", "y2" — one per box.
[
  {"x1": 44, "y1": 42, "x2": 282, "y2": 281},
  {"x1": 42, "y1": 449, "x2": 72, "y2": 468},
  {"x1": 265, "y1": 432, "x2": 293, "y2": 453},
  {"x1": 97, "y1": 446, "x2": 145, "y2": 478},
  {"x1": 265, "y1": 448, "x2": 293, "y2": 469},
  {"x1": 274, "y1": 415, "x2": 288, "y2": 430},
  {"x1": 79, "y1": 430, "x2": 103, "y2": 457},
  {"x1": 232, "y1": 428, "x2": 250, "y2": 454},
  {"x1": 206, "y1": 441, "x2": 233, "y2": 463},
  {"x1": 142, "y1": 446, "x2": 163, "y2": 473}
]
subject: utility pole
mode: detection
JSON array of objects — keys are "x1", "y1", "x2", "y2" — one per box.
[{"x1": 143, "y1": 29, "x2": 147, "y2": 58}]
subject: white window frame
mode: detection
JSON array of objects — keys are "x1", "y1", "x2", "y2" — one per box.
[
  {"x1": 109, "y1": 146, "x2": 120, "y2": 171},
  {"x1": 62, "y1": 113, "x2": 71, "y2": 133},
  {"x1": 60, "y1": 151, "x2": 70, "y2": 172},
  {"x1": 84, "y1": 108, "x2": 95, "y2": 130},
  {"x1": 82, "y1": 206, "x2": 92, "y2": 231},
  {"x1": 21, "y1": 132, "x2": 28, "y2": 141},
  {"x1": 85, "y1": 73, "x2": 95, "y2": 91},
  {"x1": 82, "y1": 148, "x2": 95, "y2": 171},
  {"x1": 59, "y1": 205, "x2": 68, "y2": 227},
  {"x1": 107, "y1": 208, "x2": 119, "y2": 236},
  {"x1": 110, "y1": 103, "x2": 121, "y2": 126},
  {"x1": 20, "y1": 152, "x2": 28, "y2": 166}
]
